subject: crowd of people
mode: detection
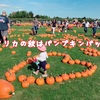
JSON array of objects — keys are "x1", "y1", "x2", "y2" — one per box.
[
  {"x1": 0, "y1": 11, "x2": 100, "y2": 44},
  {"x1": 31, "y1": 18, "x2": 100, "y2": 37}
]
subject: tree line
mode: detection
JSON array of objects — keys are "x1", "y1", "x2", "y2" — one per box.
[{"x1": 8, "y1": 10, "x2": 99, "y2": 22}]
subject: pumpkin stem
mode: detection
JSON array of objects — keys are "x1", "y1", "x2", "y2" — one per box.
[{"x1": 9, "y1": 91, "x2": 15, "y2": 96}]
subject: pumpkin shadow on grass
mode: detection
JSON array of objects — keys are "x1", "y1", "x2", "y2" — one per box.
[
  {"x1": 97, "y1": 36, "x2": 100, "y2": 39},
  {"x1": 27, "y1": 63, "x2": 44, "y2": 74}
]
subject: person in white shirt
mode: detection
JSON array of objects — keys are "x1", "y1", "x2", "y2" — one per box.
[
  {"x1": 33, "y1": 45, "x2": 48, "y2": 77},
  {"x1": 83, "y1": 20, "x2": 90, "y2": 34}
]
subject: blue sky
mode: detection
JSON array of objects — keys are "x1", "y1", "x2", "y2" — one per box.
[{"x1": 0, "y1": 0, "x2": 100, "y2": 18}]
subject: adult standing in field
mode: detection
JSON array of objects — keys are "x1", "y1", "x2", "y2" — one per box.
[
  {"x1": 32, "y1": 18, "x2": 39, "y2": 35},
  {"x1": 51, "y1": 19, "x2": 57, "y2": 34},
  {"x1": 92, "y1": 19, "x2": 98, "y2": 37},
  {"x1": 82, "y1": 20, "x2": 90, "y2": 35},
  {"x1": 64, "y1": 19, "x2": 69, "y2": 32},
  {"x1": 0, "y1": 11, "x2": 10, "y2": 44}
]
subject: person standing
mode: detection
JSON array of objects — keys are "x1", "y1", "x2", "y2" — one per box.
[
  {"x1": 51, "y1": 19, "x2": 57, "y2": 34},
  {"x1": 92, "y1": 19, "x2": 98, "y2": 37},
  {"x1": 32, "y1": 18, "x2": 39, "y2": 35},
  {"x1": 82, "y1": 20, "x2": 89, "y2": 35},
  {"x1": 64, "y1": 19, "x2": 69, "y2": 32},
  {"x1": 0, "y1": 11, "x2": 10, "y2": 44}
]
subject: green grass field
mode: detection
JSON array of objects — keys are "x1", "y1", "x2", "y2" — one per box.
[{"x1": 0, "y1": 25, "x2": 100, "y2": 100}]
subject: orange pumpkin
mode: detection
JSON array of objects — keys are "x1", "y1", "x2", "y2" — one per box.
[
  {"x1": 74, "y1": 59, "x2": 80, "y2": 64},
  {"x1": 22, "y1": 80, "x2": 29, "y2": 88},
  {"x1": 62, "y1": 58, "x2": 68, "y2": 63},
  {"x1": 17, "y1": 63, "x2": 24, "y2": 69},
  {"x1": 5, "y1": 71, "x2": 11, "y2": 77},
  {"x1": 68, "y1": 59, "x2": 75, "y2": 65},
  {"x1": 45, "y1": 63, "x2": 50, "y2": 70},
  {"x1": 85, "y1": 69, "x2": 93, "y2": 76},
  {"x1": 6, "y1": 75, "x2": 16, "y2": 82},
  {"x1": 86, "y1": 61, "x2": 92, "y2": 67},
  {"x1": 81, "y1": 71, "x2": 88, "y2": 77},
  {"x1": 81, "y1": 61, "x2": 86, "y2": 66},
  {"x1": 61, "y1": 73, "x2": 69, "y2": 81},
  {"x1": 80, "y1": 47, "x2": 84, "y2": 51},
  {"x1": 47, "y1": 52, "x2": 53, "y2": 56},
  {"x1": 0, "y1": 79, "x2": 15, "y2": 99},
  {"x1": 75, "y1": 72, "x2": 82, "y2": 78},
  {"x1": 26, "y1": 53, "x2": 31, "y2": 57},
  {"x1": 27, "y1": 76, "x2": 35, "y2": 84},
  {"x1": 9, "y1": 46, "x2": 13, "y2": 49},
  {"x1": 36, "y1": 77, "x2": 45, "y2": 86},
  {"x1": 18, "y1": 75, "x2": 27, "y2": 82},
  {"x1": 26, "y1": 58, "x2": 33, "y2": 64},
  {"x1": 11, "y1": 51, "x2": 16, "y2": 55},
  {"x1": 52, "y1": 51, "x2": 57, "y2": 56},
  {"x1": 12, "y1": 65, "x2": 20, "y2": 72},
  {"x1": 69, "y1": 73, "x2": 75, "y2": 79},
  {"x1": 91, "y1": 64, "x2": 97, "y2": 71},
  {"x1": 55, "y1": 76, "x2": 63, "y2": 83},
  {"x1": 92, "y1": 53, "x2": 98, "y2": 57},
  {"x1": 57, "y1": 52, "x2": 62, "y2": 56},
  {"x1": 46, "y1": 76, "x2": 55, "y2": 85},
  {"x1": 21, "y1": 61, "x2": 27, "y2": 66},
  {"x1": 97, "y1": 51, "x2": 100, "y2": 56},
  {"x1": 0, "y1": 48, "x2": 3, "y2": 51}
]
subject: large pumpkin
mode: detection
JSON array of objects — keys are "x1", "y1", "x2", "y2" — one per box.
[{"x1": 0, "y1": 79, "x2": 15, "y2": 99}]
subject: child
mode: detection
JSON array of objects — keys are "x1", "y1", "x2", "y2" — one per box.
[{"x1": 33, "y1": 45, "x2": 48, "y2": 77}]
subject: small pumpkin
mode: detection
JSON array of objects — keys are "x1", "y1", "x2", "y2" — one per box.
[
  {"x1": 75, "y1": 72, "x2": 82, "y2": 78},
  {"x1": 11, "y1": 51, "x2": 16, "y2": 55},
  {"x1": 45, "y1": 63, "x2": 50, "y2": 70},
  {"x1": 86, "y1": 61, "x2": 92, "y2": 67},
  {"x1": 36, "y1": 77, "x2": 45, "y2": 86},
  {"x1": 47, "y1": 52, "x2": 53, "y2": 56},
  {"x1": 27, "y1": 76, "x2": 35, "y2": 84},
  {"x1": 74, "y1": 59, "x2": 80, "y2": 64},
  {"x1": 55, "y1": 76, "x2": 63, "y2": 83},
  {"x1": 81, "y1": 71, "x2": 88, "y2": 77},
  {"x1": 69, "y1": 73, "x2": 75, "y2": 79},
  {"x1": 52, "y1": 51, "x2": 57, "y2": 56},
  {"x1": 12, "y1": 65, "x2": 20, "y2": 72},
  {"x1": 46, "y1": 76, "x2": 55, "y2": 85},
  {"x1": 68, "y1": 59, "x2": 75, "y2": 65},
  {"x1": 6, "y1": 75, "x2": 16, "y2": 82},
  {"x1": 18, "y1": 75, "x2": 27, "y2": 82},
  {"x1": 22, "y1": 80, "x2": 29, "y2": 88},
  {"x1": 0, "y1": 48, "x2": 3, "y2": 51},
  {"x1": 61, "y1": 73, "x2": 69, "y2": 81},
  {"x1": 81, "y1": 61, "x2": 86, "y2": 66},
  {"x1": 57, "y1": 52, "x2": 62, "y2": 56}
]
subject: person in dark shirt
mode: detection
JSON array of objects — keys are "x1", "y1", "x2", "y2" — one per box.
[
  {"x1": 51, "y1": 19, "x2": 57, "y2": 34},
  {"x1": 0, "y1": 11, "x2": 10, "y2": 44}
]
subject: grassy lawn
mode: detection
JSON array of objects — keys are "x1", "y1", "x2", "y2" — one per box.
[{"x1": 0, "y1": 25, "x2": 100, "y2": 100}]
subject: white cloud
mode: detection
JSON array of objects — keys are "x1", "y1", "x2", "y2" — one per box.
[
  {"x1": 18, "y1": 9, "x2": 24, "y2": 11},
  {"x1": 0, "y1": 3, "x2": 10, "y2": 8}
]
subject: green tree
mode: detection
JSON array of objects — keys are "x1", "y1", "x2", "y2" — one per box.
[{"x1": 28, "y1": 11, "x2": 34, "y2": 18}]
